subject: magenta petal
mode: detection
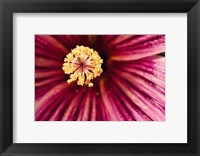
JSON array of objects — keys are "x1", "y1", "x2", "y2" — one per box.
[
  {"x1": 52, "y1": 35, "x2": 89, "y2": 49},
  {"x1": 61, "y1": 89, "x2": 84, "y2": 121},
  {"x1": 35, "y1": 82, "x2": 69, "y2": 113},
  {"x1": 113, "y1": 35, "x2": 159, "y2": 48},
  {"x1": 35, "y1": 70, "x2": 64, "y2": 80},
  {"x1": 110, "y1": 83, "x2": 152, "y2": 121},
  {"x1": 99, "y1": 79, "x2": 123, "y2": 121},
  {"x1": 49, "y1": 89, "x2": 76, "y2": 121},
  {"x1": 35, "y1": 76, "x2": 64, "y2": 89},
  {"x1": 120, "y1": 56, "x2": 165, "y2": 91},
  {"x1": 76, "y1": 89, "x2": 92, "y2": 121},
  {"x1": 111, "y1": 35, "x2": 165, "y2": 61},
  {"x1": 107, "y1": 87, "x2": 134, "y2": 121},
  {"x1": 111, "y1": 73, "x2": 165, "y2": 121},
  {"x1": 35, "y1": 57, "x2": 62, "y2": 69},
  {"x1": 100, "y1": 35, "x2": 119, "y2": 44},
  {"x1": 114, "y1": 69, "x2": 165, "y2": 108},
  {"x1": 36, "y1": 48, "x2": 64, "y2": 61},
  {"x1": 36, "y1": 35, "x2": 69, "y2": 55},
  {"x1": 37, "y1": 83, "x2": 83, "y2": 121},
  {"x1": 103, "y1": 35, "x2": 135, "y2": 46},
  {"x1": 90, "y1": 90, "x2": 97, "y2": 121}
]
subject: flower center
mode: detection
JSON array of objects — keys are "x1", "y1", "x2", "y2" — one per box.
[{"x1": 62, "y1": 45, "x2": 103, "y2": 87}]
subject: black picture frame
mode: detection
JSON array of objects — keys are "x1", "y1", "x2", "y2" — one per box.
[{"x1": 0, "y1": 0, "x2": 200, "y2": 155}]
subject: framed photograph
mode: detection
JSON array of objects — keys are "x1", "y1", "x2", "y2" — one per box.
[{"x1": 0, "y1": 0, "x2": 200, "y2": 155}]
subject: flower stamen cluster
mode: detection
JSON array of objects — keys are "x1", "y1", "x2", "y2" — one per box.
[{"x1": 62, "y1": 45, "x2": 103, "y2": 87}]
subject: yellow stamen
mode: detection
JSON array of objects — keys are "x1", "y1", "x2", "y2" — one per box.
[{"x1": 62, "y1": 45, "x2": 103, "y2": 87}]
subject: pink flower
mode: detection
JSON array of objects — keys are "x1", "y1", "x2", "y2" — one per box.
[{"x1": 35, "y1": 35, "x2": 165, "y2": 121}]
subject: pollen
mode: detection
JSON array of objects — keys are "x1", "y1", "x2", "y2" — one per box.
[{"x1": 62, "y1": 45, "x2": 103, "y2": 87}]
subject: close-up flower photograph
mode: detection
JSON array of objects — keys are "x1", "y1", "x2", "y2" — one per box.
[
  {"x1": 1, "y1": 0, "x2": 200, "y2": 155},
  {"x1": 35, "y1": 35, "x2": 165, "y2": 121}
]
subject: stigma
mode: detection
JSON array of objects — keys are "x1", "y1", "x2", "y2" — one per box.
[{"x1": 62, "y1": 45, "x2": 103, "y2": 87}]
